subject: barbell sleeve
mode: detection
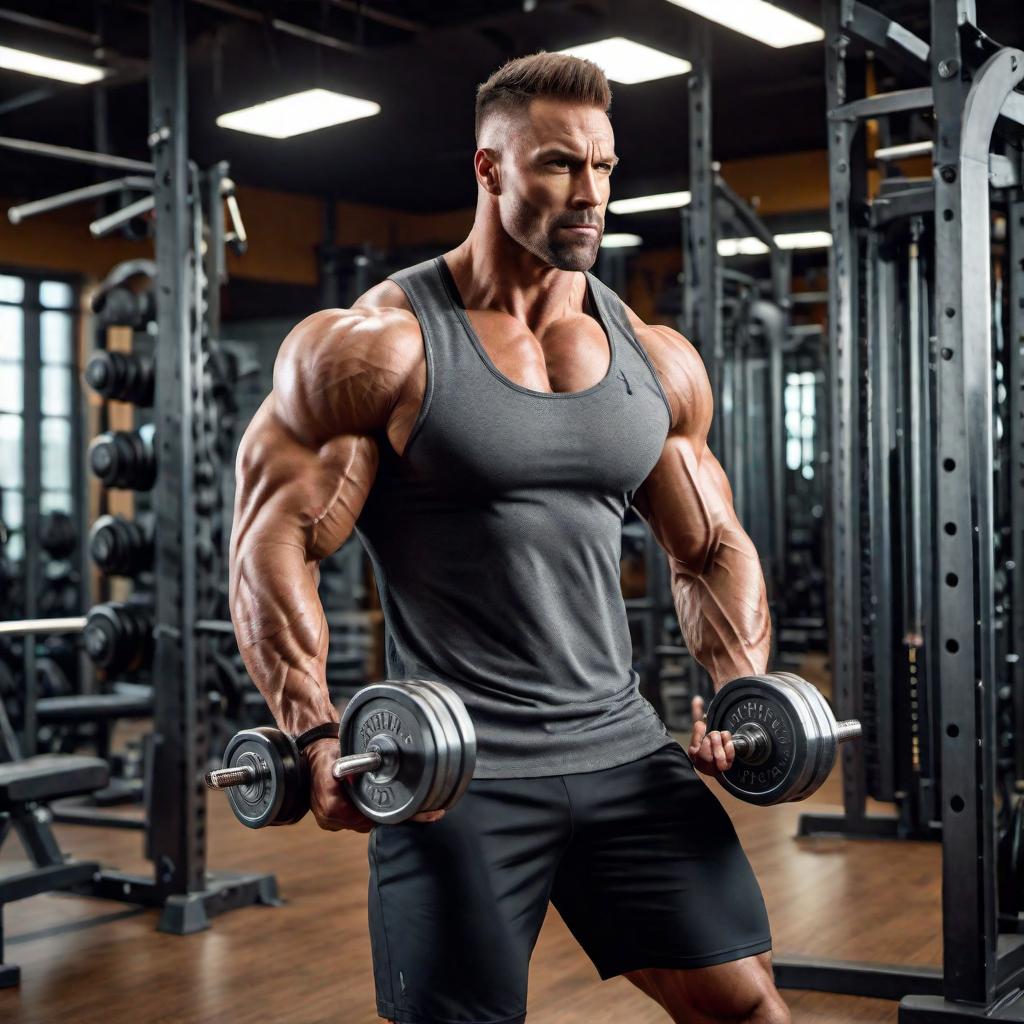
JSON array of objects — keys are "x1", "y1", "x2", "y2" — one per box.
[
  {"x1": 205, "y1": 750, "x2": 384, "y2": 791},
  {"x1": 330, "y1": 751, "x2": 384, "y2": 778},
  {"x1": 205, "y1": 765, "x2": 256, "y2": 789},
  {"x1": 729, "y1": 717, "x2": 862, "y2": 766},
  {"x1": 834, "y1": 720, "x2": 862, "y2": 743}
]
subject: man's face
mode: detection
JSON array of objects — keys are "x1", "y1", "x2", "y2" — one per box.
[{"x1": 489, "y1": 98, "x2": 617, "y2": 272}]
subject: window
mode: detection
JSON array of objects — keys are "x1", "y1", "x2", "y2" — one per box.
[
  {"x1": 0, "y1": 272, "x2": 80, "y2": 571},
  {"x1": 784, "y1": 370, "x2": 817, "y2": 480}
]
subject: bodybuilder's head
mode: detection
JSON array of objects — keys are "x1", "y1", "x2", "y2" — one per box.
[{"x1": 474, "y1": 52, "x2": 615, "y2": 272}]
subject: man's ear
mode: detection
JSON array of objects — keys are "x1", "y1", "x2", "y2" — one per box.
[{"x1": 475, "y1": 148, "x2": 502, "y2": 196}]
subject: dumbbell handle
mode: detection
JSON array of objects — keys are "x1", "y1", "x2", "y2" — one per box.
[
  {"x1": 729, "y1": 719, "x2": 861, "y2": 766},
  {"x1": 204, "y1": 749, "x2": 384, "y2": 790}
]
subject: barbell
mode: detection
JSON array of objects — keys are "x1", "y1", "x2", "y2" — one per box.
[{"x1": 205, "y1": 672, "x2": 859, "y2": 829}]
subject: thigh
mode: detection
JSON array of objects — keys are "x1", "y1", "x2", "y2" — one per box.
[
  {"x1": 551, "y1": 742, "x2": 772, "y2": 980},
  {"x1": 368, "y1": 775, "x2": 569, "y2": 1024}
]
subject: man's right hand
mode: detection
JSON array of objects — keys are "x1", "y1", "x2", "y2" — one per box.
[{"x1": 305, "y1": 737, "x2": 447, "y2": 832}]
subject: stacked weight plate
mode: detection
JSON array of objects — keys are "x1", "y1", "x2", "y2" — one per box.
[
  {"x1": 705, "y1": 672, "x2": 849, "y2": 805},
  {"x1": 339, "y1": 679, "x2": 477, "y2": 824}
]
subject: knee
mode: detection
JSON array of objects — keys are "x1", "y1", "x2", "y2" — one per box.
[{"x1": 743, "y1": 991, "x2": 790, "y2": 1024}]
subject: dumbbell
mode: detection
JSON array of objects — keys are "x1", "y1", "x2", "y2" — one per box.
[
  {"x1": 206, "y1": 679, "x2": 477, "y2": 828},
  {"x1": 88, "y1": 426, "x2": 156, "y2": 491},
  {"x1": 703, "y1": 671, "x2": 861, "y2": 805},
  {"x1": 40, "y1": 511, "x2": 77, "y2": 560},
  {"x1": 89, "y1": 513, "x2": 154, "y2": 576},
  {"x1": 84, "y1": 350, "x2": 155, "y2": 406},
  {"x1": 82, "y1": 602, "x2": 153, "y2": 673}
]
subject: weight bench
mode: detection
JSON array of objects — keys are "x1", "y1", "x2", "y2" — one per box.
[{"x1": 0, "y1": 700, "x2": 110, "y2": 986}]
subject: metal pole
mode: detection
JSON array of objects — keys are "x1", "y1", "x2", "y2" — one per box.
[
  {"x1": 148, "y1": 0, "x2": 205, "y2": 904},
  {"x1": 823, "y1": 0, "x2": 868, "y2": 829},
  {"x1": 1010, "y1": 194, "x2": 1024, "y2": 783},
  {"x1": 0, "y1": 617, "x2": 87, "y2": 637},
  {"x1": 89, "y1": 195, "x2": 156, "y2": 238},
  {"x1": 8, "y1": 177, "x2": 153, "y2": 225},
  {"x1": 932, "y1": 31, "x2": 1022, "y2": 1001},
  {"x1": 866, "y1": 225, "x2": 896, "y2": 804},
  {"x1": 0, "y1": 135, "x2": 152, "y2": 173},
  {"x1": 685, "y1": 19, "x2": 721, "y2": 457},
  {"x1": 20, "y1": 280, "x2": 41, "y2": 757}
]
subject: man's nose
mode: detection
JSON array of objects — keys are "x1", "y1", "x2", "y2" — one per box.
[{"x1": 570, "y1": 165, "x2": 603, "y2": 208}]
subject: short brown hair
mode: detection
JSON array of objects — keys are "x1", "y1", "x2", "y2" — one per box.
[{"x1": 474, "y1": 51, "x2": 611, "y2": 144}]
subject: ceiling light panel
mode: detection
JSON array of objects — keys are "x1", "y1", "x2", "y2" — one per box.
[
  {"x1": 0, "y1": 44, "x2": 107, "y2": 84},
  {"x1": 608, "y1": 191, "x2": 692, "y2": 215},
  {"x1": 558, "y1": 37, "x2": 692, "y2": 84},
  {"x1": 665, "y1": 0, "x2": 824, "y2": 48},
  {"x1": 216, "y1": 88, "x2": 381, "y2": 139}
]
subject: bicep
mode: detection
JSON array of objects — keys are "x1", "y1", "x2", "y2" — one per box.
[
  {"x1": 231, "y1": 399, "x2": 379, "y2": 565},
  {"x1": 633, "y1": 434, "x2": 736, "y2": 576}
]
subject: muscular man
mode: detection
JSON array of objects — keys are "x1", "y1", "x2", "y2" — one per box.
[{"x1": 230, "y1": 52, "x2": 789, "y2": 1024}]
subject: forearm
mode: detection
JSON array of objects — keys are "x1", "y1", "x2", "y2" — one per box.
[
  {"x1": 669, "y1": 524, "x2": 771, "y2": 690},
  {"x1": 230, "y1": 538, "x2": 338, "y2": 735}
]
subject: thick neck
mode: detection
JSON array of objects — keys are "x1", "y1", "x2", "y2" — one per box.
[{"x1": 444, "y1": 218, "x2": 590, "y2": 333}]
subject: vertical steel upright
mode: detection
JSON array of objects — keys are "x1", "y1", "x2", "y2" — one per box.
[
  {"x1": 1010, "y1": 195, "x2": 1024, "y2": 782},
  {"x1": 823, "y1": 0, "x2": 867, "y2": 825},
  {"x1": 146, "y1": 0, "x2": 205, "y2": 911},
  {"x1": 925, "y1": 0, "x2": 1024, "y2": 1001},
  {"x1": 684, "y1": 18, "x2": 721, "y2": 457}
]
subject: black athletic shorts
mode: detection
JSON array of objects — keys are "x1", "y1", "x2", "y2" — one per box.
[{"x1": 367, "y1": 741, "x2": 772, "y2": 1024}]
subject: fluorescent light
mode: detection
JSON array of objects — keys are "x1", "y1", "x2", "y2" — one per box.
[
  {"x1": 0, "y1": 44, "x2": 107, "y2": 84},
  {"x1": 775, "y1": 230, "x2": 832, "y2": 249},
  {"x1": 601, "y1": 233, "x2": 643, "y2": 248},
  {"x1": 217, "y1": 88, "x2": 380, "y2": 139},
  {"x1": 608, "y1": 190, "x2": 691, "y2": 214},
  {"x1": 718, "y1": 237, "x2": 771, "y2": 257},
  {"x1": 558, "y1": 37, "x2": 691, "y2": 84},
  {"x1": 665, "y1": 0, "x2": 823, "y2": 48},
  {"x1": 718, "y1": 230, "x2": 832, "y2": 256}
]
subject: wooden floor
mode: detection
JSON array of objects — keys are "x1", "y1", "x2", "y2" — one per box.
[{"x1": 0, "y1": 722, "x2": 941, "y2": 1023}]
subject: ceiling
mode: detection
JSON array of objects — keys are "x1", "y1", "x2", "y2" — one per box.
[{"x1": 0, "y1": 0, "x2": 1021, "y2": 255}]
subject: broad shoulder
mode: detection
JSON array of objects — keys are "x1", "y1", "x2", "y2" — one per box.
[
  {"x1": 272, "y1": 305, "x2": 422, "y2": 446},
  {"x1": 620, "y1": 304, "x2": 712, "y2": 437}
]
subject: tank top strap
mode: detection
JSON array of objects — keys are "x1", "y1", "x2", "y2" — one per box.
[{"x1": 584, "y1": 271, "x2": 673, "y2": 420}]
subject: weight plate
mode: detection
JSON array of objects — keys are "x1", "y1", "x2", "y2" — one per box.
[
  {"x1": 757, "y1": 672, "x2": 826, "y2": 803},
  {"x1": 410, "y1": 679, "x2": 477, "y2": 810},
  {"x1": 221, "y1": 727, "x2": 308, "y2": 829},
  {"x1": 706, "y1": 673, "x2": 815, "y2": 805},
  {"x1": 769, "y1": 673, "x2": 838, "y2": 801},
  {"x1": 405, "y1": 681, "x2": 460, "y2": 811},
  {"x1": 339, "y1": 683, "x2": 440, "y2": 824}
]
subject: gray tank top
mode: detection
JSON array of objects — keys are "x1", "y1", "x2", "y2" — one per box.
[{"x1": 354, "y1": 255, "x2": 674, "y2": 777}]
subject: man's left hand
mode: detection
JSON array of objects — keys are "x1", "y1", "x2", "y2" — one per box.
[{"x1": 687, "y1": 694, "x2": 735, "y2": 777}]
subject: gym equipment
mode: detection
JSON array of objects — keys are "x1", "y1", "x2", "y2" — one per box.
[
  {"x1": 704, "y1": 672, "x2": 861, "y2": 805},
  {"x1": 39, "y1": 512, "x2": 77, "y2": 561},
  {"x1": 84, "y1": 350, "x2": 155, "y2": 406},
  {"x1": 89, "y1": 514, "x2": 155, "y2": 577},
  {"x1": 91, "y1": 285, "x2": 156, "y2": 330},
  {"x1": 0, "y1": 603, "x2": 153, "y2": 674},
  {"x1": 82, "y1": 603, "x2": 153, "y2": 674},
  {"x1": 88, "y1": 426, "x2": 156, "y2": 491},
  {"x1": 205, "y1": 680, "x2": 477, "y2": 828}
]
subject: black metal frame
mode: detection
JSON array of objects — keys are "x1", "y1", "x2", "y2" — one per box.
[
  {"x1": 779, "y1": 1, "x2": 1024, "y2": 1015},
  {"x1": 71, "y1": 0, "x2": 277, "y2": 933}
]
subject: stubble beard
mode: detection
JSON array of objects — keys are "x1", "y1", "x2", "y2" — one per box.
[{"x1": 505, "y1": 197, "x2": 601, "y2": 272}]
